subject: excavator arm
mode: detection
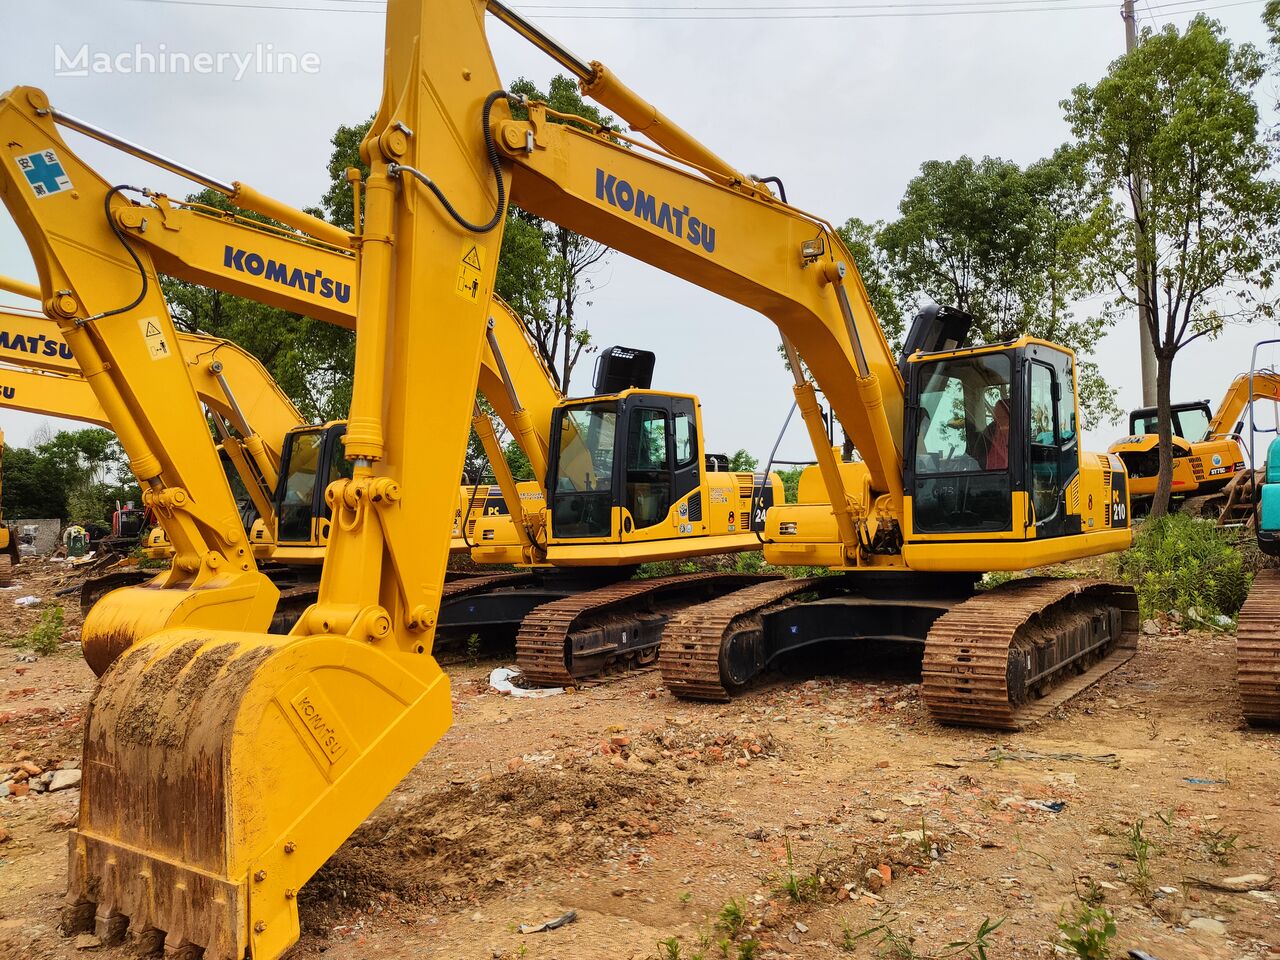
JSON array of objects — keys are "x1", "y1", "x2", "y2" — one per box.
[
  {"x1": 1208, "y1": 371, "x2": 1280, "y2": 439},
  {"x1": 0, "y1": 364, "x2": 110, "y2": 428}
]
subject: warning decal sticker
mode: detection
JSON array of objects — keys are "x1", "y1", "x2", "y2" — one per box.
[
  {"x1": 456, "y1": 240, "x2": 486, "y2": 303},
  {"x1": 139, "y1": 318, "x2": 171, "y2": 360}
]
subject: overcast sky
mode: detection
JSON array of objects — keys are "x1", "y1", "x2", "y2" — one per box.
[{"x1": 2, "y1": 0, "x2": 1279, "y2": 466}]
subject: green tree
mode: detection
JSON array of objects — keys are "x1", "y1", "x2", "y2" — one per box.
[
  {"x1": 878, "y1": 152, "x2": 1117, "y2": 426},
  {"x1": 1065, "y1": 16, "x2": 1280, "y2": 516},
  {"x1": 507, "y1": 75, "x2": 616, "y2": 390},
  {"x1": 726, "y1": 449, "x2": 758, "y2": 472},
  {"x1": 0, "y1": 445, "x2": 64, "y2": 518},
  {"x1": 503, "y1": 437, "x2": 535, "y2": 481}
]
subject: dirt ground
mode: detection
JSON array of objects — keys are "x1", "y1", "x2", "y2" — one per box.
[{"x1": 1, "y1": 559, "x2": 1278, "y2": 960}]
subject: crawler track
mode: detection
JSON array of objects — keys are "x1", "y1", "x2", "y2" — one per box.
[
  {"x1": 922, "y1": 578, "x2": 1139, "y2": 730},
  {"x1": 1237, "y1": 567, "x2": 1280, "y2": 726},
  {"x1": 659, "y1": 578, "x2": 825, "y2": 700},
  {"x1": 515, "y1": 573, "x2": 773, "y2": 687}
]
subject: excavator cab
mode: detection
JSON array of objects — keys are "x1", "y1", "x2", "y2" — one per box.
[
  {"x1": 1128, "y1": 401, "x2": 1214, "y2": 443},
  {"x1": 263, "y1": 423, "x2": 350, "y2": 559},
  {"x1": 903, "y1": 339, "x2": 1129, "y2": 567},
  {"x1": 549, "y1": 390, "x2": 709, "y2": 541}
]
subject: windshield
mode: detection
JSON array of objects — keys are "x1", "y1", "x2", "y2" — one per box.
[
  {"x1": 554, "y1": 404, "x2": 617, "y2": 493},
  {"x1": 914, "y1": 353, "x2": 1013, "y2": 474},
  {"x1": 1178, "y1": 407, "x2": 1211, "y2": 442}
]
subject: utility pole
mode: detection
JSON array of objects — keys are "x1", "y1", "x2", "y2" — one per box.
[{"x1": 1124, "y1": 0, "x2": 1158, "y2": 405}]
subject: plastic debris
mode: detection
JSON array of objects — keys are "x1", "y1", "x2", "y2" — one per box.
[
  {"x1": 489, "y1": 667, "x2": 566, "y2": 698},
  {"x1": 1183, "y1": 777, "x2": 1227, "y2": 785},
  {"x1": 517, "y1": 910, "x2": 577, "y2": 934},
  {"x1": 13, "y1": 596, "x2": 40, "y2": 607},
  {"x1": 1024, "y1": 799, "x2": 1067, "y2": 813}
]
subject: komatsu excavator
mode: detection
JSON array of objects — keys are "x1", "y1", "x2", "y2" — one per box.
[
  {"x1": 0, "y1": 428, "x2": 20, "y2": 583},
  {"x1": 0, "y1": 2, "x2": 1138, "y2": 956},
  {"x1": 0, "y1": 300, "x2": 550, "y2": 615},
  {"x1": 0, "y1": 111, "x2": 779, "y2": 688},
  {"x1": 1109, "y1": 371, "x2": 1280, "y2": 517}
]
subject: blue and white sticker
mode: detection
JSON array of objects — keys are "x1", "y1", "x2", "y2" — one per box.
[
  {"x1": 1211, "y1": 454, "x2": 1223, "y2": 467},
  {"x1": 16, "y1": 150, "x2": 73, "y2": 198}
]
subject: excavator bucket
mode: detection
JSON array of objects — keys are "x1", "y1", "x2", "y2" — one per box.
[
  {"x1": 80, "y1": 576, "x2": 280, "y2": 677},
  {"x1": 64, "y1": 627, "x2": 452, "y2": 959}
]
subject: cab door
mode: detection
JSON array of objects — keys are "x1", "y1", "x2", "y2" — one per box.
[
  {"x1": 275, "y1": 423, "x2": 349, "y2": 546},
  {"x1": 622, "y1": 403, "x2": 674, "y2": 536},
  {"x1": 1025, "y1": 347, "x2": 1081, "y2": 538}
]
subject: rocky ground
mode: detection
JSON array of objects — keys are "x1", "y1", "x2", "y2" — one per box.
[{"x1": 0, "y1": 559, "x2": 1278, "y2": 960}]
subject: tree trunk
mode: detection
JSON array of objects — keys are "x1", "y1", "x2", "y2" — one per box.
[{"x1": 1149, "y1": 349, "x2": 1176, "y2": 519}]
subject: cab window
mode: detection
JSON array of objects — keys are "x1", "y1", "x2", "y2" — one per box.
[
  {"x1": 911, "y1": 353, "x2": 1013, "y2": 533},
  {"x1": 626, "y1": 409, "x2": 672, "y2": 529},
  {"x1": 278, "y1": 431, "x2": 324, "y2": 542},
  {"x1": 674, "y1": 412, "x2": 696, "y2": 467}
]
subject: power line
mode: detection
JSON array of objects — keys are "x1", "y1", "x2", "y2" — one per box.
[{"x1": 127, "y1": 0, "x2": 1264, "y2": 16}]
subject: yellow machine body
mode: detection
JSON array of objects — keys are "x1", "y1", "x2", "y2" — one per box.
[
  {"x1": 766, "y1": 338, "x2": 1132, "y2": 570},
  {"x1": 473, "y1": 388, "x2": 781, "y2": 565},
  {"x1": 1108, "y1": 371, "x2": 1280, "y2": 501},
  {"x1": 0, "y1": 2, "x2": 1137, "y2": 956}
]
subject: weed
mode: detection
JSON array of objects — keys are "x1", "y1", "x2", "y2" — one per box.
[
  {"x1": 656, "y1": 936, "x2": 683, "y2": 960},
  {"x1": 942, "y1": 917, "x2": 1004, "y2": 960},
  {"x1": 1154, "y1": 809, "x2": 1176, "y2": 835},
  {"x1": 735, "y1": 940, "x2": 761, "y2": 960},
  {"x1": 775, "y1": 838, "x2": 820, "y2": 903},
  {"x1": 1117, "y1": 513, "x2": 1255, "y2": 620},
  {"x1": 516, "y1": 946, "x2": 528, "y2": 959},
  {"x1": 715, "y1": 899, "x2": 746, "y2": 939},
  {"x1": 23, "y1": 605, "x2": 64, "y2": 656},
  {"x1": 1123, "y1": 819, "x2": 1155, "y2": 899},
  {"x1": 843, "y1": 915, "x2": 1004, "y2": 959},
  {"x1": 679, "y1": 891, "x2": 693, "y2": 904},
  {"x1": 1074, "y1": 877, "x2": 1106, "y2": 908},
  {"x1": 1200, "y1": 827, "x2": 1241, "y2": 865},
  {"x1": 465, "y1": 632, "x2": 481, "y2": 663},
  {"x1": 840, "y1": 914, "x2": 913, "y2": 959},
  {"x1": 733, "y1": 551, "x2": 766, "y2": 575},
  {"x1": 918, "y1": 812, "x2": 932, "y2": 855},
  {"x1": 1057, "y1": 904, "x2": 1116, "y2": 960}
]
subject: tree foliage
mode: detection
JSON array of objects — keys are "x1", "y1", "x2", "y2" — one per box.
[
  {"x1": 876, "y1": 152, "x2": 1118, "y2": 427},
  {"x1": 836, "y1": 217, "x2": 906, "y2": 353},
  {"x1": 506, "y1": 75, "x2": 617, "y2": 391},
  {"x1": 1064, "y1": 16, "x2": 1280, "y2": 515},
  {"x1": 1, "y1": 428, "x2": 136, "y2": 524}
]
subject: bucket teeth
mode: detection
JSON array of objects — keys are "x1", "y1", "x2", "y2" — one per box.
[
  {"x1": 61, "y1": 901, "x2": 205, "y2": 959},
  {"x1": 94, "y1": 907, "x2": 128, "y2": 945}
]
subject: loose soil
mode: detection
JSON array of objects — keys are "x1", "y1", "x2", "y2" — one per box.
[{"x1": 1, "y1": 559, "x2": 1278, "y2": 960}]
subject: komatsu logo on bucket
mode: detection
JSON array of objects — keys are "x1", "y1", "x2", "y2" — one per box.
[
  {"x1": 223, "y1": 246, "x2": 351, "y2": 303},
  {"x1": 595, "y1": 170, "x2": 716, "y2": 253}
]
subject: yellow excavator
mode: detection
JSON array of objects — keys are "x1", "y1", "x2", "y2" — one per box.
[
  {"x1": 0, "y1": 114, "x2": 781, "y2": 688},
  {"x1": 0, "y1": 300, "x2": 553, "y2": 624},
  {"x1": 0, "y1": 427, "x2": 20, "y2": 583},
  {"x1": 1109, "y1": 371, "x2": 1280, "y2": 517},
  {"x1": 0, "y1": 2, "x2": 1137, "y2": 956}
]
